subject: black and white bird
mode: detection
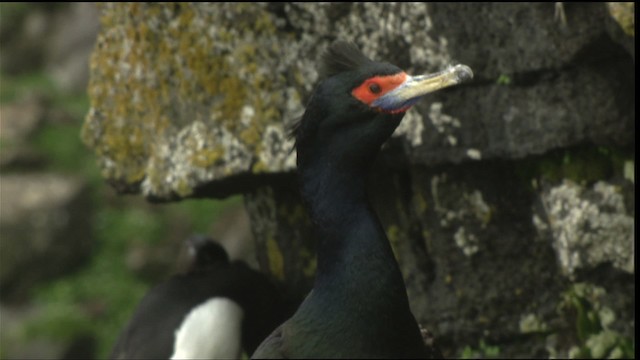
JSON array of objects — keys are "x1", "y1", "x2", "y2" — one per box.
[{"x1": 111, "y1": 235, "x2": 288, "y2": 359}]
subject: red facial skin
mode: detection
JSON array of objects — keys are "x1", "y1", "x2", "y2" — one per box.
[{"x1": 351, "y1": 72, "x2": 410, "y2": 114}]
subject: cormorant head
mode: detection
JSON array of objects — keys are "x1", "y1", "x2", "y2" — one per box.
[
  {"x1": 186, "y1": 235, "x2": 229, "y2": 271},
  {"x1": 294, "y1": 41, "x2": 472, "y2": 171}
]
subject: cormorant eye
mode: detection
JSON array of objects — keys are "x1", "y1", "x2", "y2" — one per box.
[{"x1": 369, "y1": 83, "x2": 381, "y2": 94}]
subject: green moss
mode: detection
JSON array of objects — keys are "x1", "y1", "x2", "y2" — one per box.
[
  {"x1": 461, "y1": 339, "x2": 501, "y2": 359},
  {"x1": 554, "y1": 283, "x2": 635, "y2": 359},
  {"x1": 516, "y1": 146, "x2": 632, "y2": 189},
  {"x1": 496, "y1": 74, "x2": 512, "y2": 85},
  {"x1": 519, "y1": 313, "x2": 549, "y2": 334}
]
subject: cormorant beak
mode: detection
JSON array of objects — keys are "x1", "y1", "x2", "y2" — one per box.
[{"x1": 371, "y1": 64, "x2": 473, "y2": 113}]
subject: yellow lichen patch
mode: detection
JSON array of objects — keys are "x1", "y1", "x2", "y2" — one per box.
[
  {"x1": 190, "y1": 147, "x2": 225, "y2": 168},
  {"x1": 386, "y1": 224, "x2": 401, "y2": 260},
  {"x1": 607, "y1": 2, "x2": 635, "y2": 37},
  {"x1": 239, "y1": 120, "x2": 263, "y2": 145},
  {"x1": 266, "y1": 236, "x2": 285, "y2": 281},
  {"x1": 252, "y1": 161, "x2": 268, "y2": 173},
  {"x1": 175, "y1": 178, "x2": 193, "y2": 198},
  {"x1": 278, "y1": 203, "x2": 309, "y2": 226},
  {"x1": 414, "y1": 190, "x2": 429, "y2": 215},
  {"x1": 301, "y1": 248, "x2": 317, "y2": 279}
]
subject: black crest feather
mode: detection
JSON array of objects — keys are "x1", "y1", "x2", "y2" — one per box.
[
  {"x1": 319, "y1": 41, "x2": 373, "y2": 79},
  {"x1": 289, "y1": 42, "x2": 373, "y2": 153}
]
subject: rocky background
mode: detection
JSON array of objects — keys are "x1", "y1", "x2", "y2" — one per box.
[
  {"x1": 0, "y1": 4, "x2": 252, "y2": 359},
  {"x1": 1, "y1": 3, "x2": 635, "y2": 359}
]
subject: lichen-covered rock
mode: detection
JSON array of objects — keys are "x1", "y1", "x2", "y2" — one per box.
[
  {"x1": 245, "y1": 185, "x2": 315, "y2": 299},
  {"x1": 535, "y1": 180, "x2": 634, "y2": 277},
  {"x1": 85, "y1": 3, "x2": 443, "y2": 198},
  {"x1": 414, "y1": 3, "x2": 635, "y2": 164},
  {"x1": 84, "y1": 3, "x2": 634, "y2": 200},
  {"x1": 83, "y1": 3, "x2": 300, "y2": 198},
  {"x1": 545, "y1": 282, "x2": 635, "y2": 359},
  {"x1": 81, "y1": 3, "x2": 462, "y2": 199}
]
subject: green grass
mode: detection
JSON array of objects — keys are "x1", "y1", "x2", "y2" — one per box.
[
  {"x1": 32, "y1": 124, "x2": 94, "y2": 172},
  {"x1": 1, "y1": 72, "x2": 55, "y2": 103},
  {"x1": 0, "y1": 71, "x2": 90, "y2": 118},
  {"x1": 171, "y1": 195, "x2": 243, "y2": 232},
  {"x1": 2, "y1": 71, "x2": 100, "y2": 184}
]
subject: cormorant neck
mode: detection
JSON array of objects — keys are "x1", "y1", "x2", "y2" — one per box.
[
  {"x1": 299, "y1": 159, "x2": 368, "y2": 229},
  {"x1": 299, "y1": 160, "x2": 407, "y2": 297}
]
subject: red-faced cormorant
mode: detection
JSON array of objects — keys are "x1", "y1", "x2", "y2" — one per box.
[
  {"x1": 110, "y1": 235, "x2": 288, "y2": 359},
  {"x1": 251, "y1": 41, "x2": 472, "y2": 359}
]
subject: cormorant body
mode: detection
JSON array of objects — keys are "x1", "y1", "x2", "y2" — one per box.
[
  {"x1": 252, "y1": 42, "x2": 472, "y2": 359},
  {"x1": 110, "y1": 235, "x2": 287, "y2": 359}
]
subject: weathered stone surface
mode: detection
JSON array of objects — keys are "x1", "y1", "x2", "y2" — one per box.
[
  {"x1": 46, "y1": 2, "x2": 101, "y2": 93},
  {"x1": 0, "y1": 4, "x2": 51, "y2": 75},
  {"x1": 414, "y1": 3, "x2": 635, "y2": 164},
  {"x1": 0, "y1": 303, "x2": 96, "y2": 359},
  {"x1": 83, "y1": 3, "x2": 634, "y2": 200},
  {"x1": 0, "y1": 93, "x2": 49, "y2": 170},
  {"x1": 535, "y1": 180, "x2": 634, "y2": 277},
  {"x1": 0, "y1": 303, "x2": 65, "y2": 359},
  {"x1": 0, "y1": 3, "x2": 100, "y2": 92},
  {"x1": 0, "y1": 94, "x2": 47, "y2": 140},
  {"x1": 0, "y1": 174, "x2": 93, "y2": 302}
]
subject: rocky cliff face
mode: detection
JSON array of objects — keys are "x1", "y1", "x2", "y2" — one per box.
[{"x1": 82, "y1": 3, "x2": 634, "y2": 357}]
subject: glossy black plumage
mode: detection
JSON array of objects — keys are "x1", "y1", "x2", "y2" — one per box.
[
  {"x1": 110, "y1": 236, "x2": 287, "y2": 359},
  {"x1": 252, "y1": 42, "x2": 446, "y2": 359}
]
